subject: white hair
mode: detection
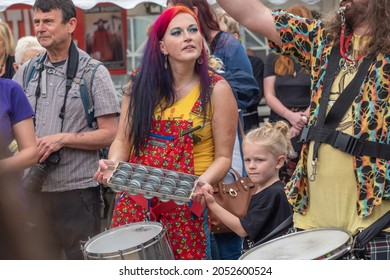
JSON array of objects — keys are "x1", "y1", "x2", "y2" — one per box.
[{"x1": 14, "y1": 36, "x2": 46, "y2": 65}]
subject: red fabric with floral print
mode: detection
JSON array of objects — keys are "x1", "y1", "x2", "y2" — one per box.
[{"x1": 111, "y1": 105, "x2": 208, "y2": 260}]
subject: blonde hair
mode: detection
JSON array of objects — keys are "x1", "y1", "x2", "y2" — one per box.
[
  {"x1": 0, "y1": 21, "x2": 15, "y2": 57},
  {"x1": 243, "y1": 121, "x2": 292, "y2": 159},
  {"x1": 203, "y1": 38, "x2": 224, "y2": 71},
  {"x1": 215, "y1": 8, "x2": 240, "y2": 38},
  {"x1": 208, "y1": 56, "x2": 224, "y2": 71}
]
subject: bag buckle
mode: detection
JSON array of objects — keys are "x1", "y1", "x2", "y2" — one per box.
[
  {"x1": 228, "y1": 188, "x2": 238, "y2": 197},
  {"x1": 299, "y1": 126, "x2": 310, "y2": 143},
  {"x1": 334, "y1": 131, "x2": 358, "y2": 155}
]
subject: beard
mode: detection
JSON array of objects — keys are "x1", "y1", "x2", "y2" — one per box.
[{"x1": 341, "y1": 0, "x2": 369, "y2": 29}]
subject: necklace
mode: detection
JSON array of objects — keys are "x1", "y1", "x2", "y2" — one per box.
[{"x1": 339, "y1": 25, "x2": 365, "y2": 73}]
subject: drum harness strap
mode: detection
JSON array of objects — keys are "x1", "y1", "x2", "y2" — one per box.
[
  {"x1": 352, "y1": 210, "x2": 390, "y2": 259},
  {"x1": 298, "y1": 44, "x2": 390, "y2": 181},
  {"x1": 297, "y1": 44, "x2": 389, "y2": 258}
]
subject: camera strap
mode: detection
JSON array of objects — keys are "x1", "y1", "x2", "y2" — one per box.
[
  {"x1": 33, "y1": 40, "x2": 79, "y2": 133},
  {"x1": 32, "y1": 53, "x2": 47, "y2": 127},
  {"x1": 59, "y1": 40, "x2": 79, "y2": 132}
]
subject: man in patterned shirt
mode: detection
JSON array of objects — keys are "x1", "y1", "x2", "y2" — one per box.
[
  {"x1": 217, "y1": 0, "x2": 389, "y2": 260},
  {"x1": 13, "y1": 0, "x2": 119, "y2": 259}
]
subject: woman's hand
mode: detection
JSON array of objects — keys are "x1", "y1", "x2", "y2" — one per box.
[
  {"x1": 284, "y1": 110, "x2": 307, "y2": 130},
  {"x1": 93, "y1": 159, "x2": 116, "y2": 185}
]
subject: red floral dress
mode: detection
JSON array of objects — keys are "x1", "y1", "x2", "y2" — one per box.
[{"x1": 111, "y1": 73, "x2": 222, "y2": 260}]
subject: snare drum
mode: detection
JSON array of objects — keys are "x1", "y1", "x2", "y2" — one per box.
[
  {"x1": 240, "y1": 228, "x2": 352, "y2": 260},
  {"x1": 82, "y1": 221, "x2": 174, "y2": 260}
]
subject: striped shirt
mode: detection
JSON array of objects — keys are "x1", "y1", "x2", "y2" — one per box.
[{"x1": 13, "y1": 48, "x2": 120, "y2": 192}]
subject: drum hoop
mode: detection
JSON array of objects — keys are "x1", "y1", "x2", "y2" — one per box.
[
  {"x1": 83, "y1": 222, "x2": 166, "y2": 259},
  {"x1": 240, "y1": 227, "x2": 353, "y2": 260}
]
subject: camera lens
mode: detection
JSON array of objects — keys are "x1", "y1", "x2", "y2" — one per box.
[{"x1": 22, "y1": 163, "x2": 49, "y2": 192}]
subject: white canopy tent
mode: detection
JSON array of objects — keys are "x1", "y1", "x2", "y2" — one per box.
[
  {"x1": 0, "y1": 0, "x2": 334, "y2": 12},
  {"x1": 0, "y1": 1, "x2": 167, "y2": 12}
]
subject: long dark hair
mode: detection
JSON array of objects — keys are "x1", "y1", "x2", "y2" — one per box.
[
  {"x1": 323, "y1": 0, "x2": 390, "y2": 56},
  {"x1": 168, "y1": 0, "x2": 220, "y2": 44},
  {"x1": 126, "y1": 5, "x2": 211, "y2": 155}
]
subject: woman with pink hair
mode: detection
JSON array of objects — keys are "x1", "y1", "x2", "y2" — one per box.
[{"x1": 95, "y1": 5, "x2": 237, "y2": 260}]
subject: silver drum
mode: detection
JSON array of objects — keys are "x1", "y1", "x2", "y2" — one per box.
[
  {"x1": 82, "y1": 221, "x2": 174, "y2": 260},
  {"x1": 239, "y1": 228, "x2": 352, "y2": 260}
]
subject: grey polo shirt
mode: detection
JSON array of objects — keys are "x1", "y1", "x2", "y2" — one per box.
[{"x1": 13, "y1": 48, "x2": 120, "y2": 192}]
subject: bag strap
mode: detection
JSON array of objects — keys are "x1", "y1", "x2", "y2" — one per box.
[
  {"x1": 324, "y1": 58, "x2": 373, "y2": 128},
  {"x1": 300, "y1": 125, "x2": 390, "y2": 159},
  {"x1": 24, "y1": 48, "x2": 102, "y2": 130},
  {"x1": 253, "y1": 214, "x2": 293, "y2": 247},
  {"x1": 23, "y1": 52, "x2": 46, "y2": 91},
  {"x1": 299, "y1": 44, "x2": 378, "y2": 159},
  {"x1": 228, "y1": 168, "x2": 242, "y2": 180},
  {"x1": 354, "y1": 210, "x2": 390, "y2": 249},
  {"x1": 79, "y1": 58, "x2": 103, "y2": 129},
  {"x1": 215, "y1": 168, "x2": 255, "y2": 194}
]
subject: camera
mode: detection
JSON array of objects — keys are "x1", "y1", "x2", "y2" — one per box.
[{"x1": 23, "y1": 151, "x2": 61, "y2": 192}]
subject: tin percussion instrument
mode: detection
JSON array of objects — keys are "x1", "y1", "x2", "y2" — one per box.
[{"x1": 107, "y1": 162, "x2": 198, "y2": 205}]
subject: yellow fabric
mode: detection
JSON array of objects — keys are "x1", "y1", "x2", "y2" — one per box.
[
  {"x1": 154, "y1": 84, "x2": 214, "y2": 175},
  {"x1": 295, "y1": 35, "x2": 390, "y2": 235}
]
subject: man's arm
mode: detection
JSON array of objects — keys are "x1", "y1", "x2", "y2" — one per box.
[
  {"x1": 36, "y1": 114, "x2": 118, "y2": 163},
  {"x1": 216, "y1": 0, "x2": 281, "y2": 46}
]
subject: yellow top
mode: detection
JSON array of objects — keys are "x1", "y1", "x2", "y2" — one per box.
[{"x1": 154, "y1": 84, "x2": 214, "y2": 175}]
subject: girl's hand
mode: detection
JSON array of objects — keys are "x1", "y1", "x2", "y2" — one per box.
[
  {"x1": 93, "y1": 159, "x2": 116, "y2": 185},
  {"x1": 201, "y1": 185, "x2": 215, "y2": 205},
  {"x1": 191, "y1": 181, "x2": 214, "y2": 208}
]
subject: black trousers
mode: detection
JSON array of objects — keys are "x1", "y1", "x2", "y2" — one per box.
[
  {"x1": 0, "y1": 174, "x2": 43, "y2": 259},
  {"x1": 25, "y1": 186, "x2": 101, "y2": 259}
]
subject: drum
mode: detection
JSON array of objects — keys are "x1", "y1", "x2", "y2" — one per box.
[
  {"x1": 82, "y1": 221, "x2": 174, "y2": 260},
  {"x1": 240, "y1": 228, "x2": 352, "y2": 260}
]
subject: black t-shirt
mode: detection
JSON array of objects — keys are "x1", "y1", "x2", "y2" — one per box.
[
  {"x1": 240, "y1": 181, "x2": 293, "y2": 250},
  {"x1": 264, "y1": 53, "x2": 310, "y2": 114},
  {"x1": 2, "y1": 56, "x2": 15, "y2": 79},
  {"x1": 248, "y1": 55, "x2": 264, "y2": 103}
]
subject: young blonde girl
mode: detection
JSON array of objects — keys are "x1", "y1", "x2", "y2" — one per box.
[{"x1": 202, "y1": 121, "x2": 293, "y2": 252}]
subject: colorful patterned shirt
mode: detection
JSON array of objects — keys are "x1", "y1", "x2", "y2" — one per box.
[{"x1": 269, "y1": 11, "x2": 390, "y2": 218}]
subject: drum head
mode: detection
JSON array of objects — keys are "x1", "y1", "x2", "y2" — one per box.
[
  {"x1": 84, "y1": 222, "x2": 163, "y2": 255},
  {"x1": 240, "y1": 228, "x2": 351, "y2": 260}
]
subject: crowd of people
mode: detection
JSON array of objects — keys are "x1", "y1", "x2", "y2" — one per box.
[{"x1": 0, "y1": 0, "x2": 388, "y2": 261}]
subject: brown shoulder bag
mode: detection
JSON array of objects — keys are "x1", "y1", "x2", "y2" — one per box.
[{"x1": 209, "y1": 169, "x2": 257, "y2": 234}]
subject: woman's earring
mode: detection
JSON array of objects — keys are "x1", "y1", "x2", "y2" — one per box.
[
  {"x1": 164, "y1": 54, "x2": 168, "y2": 69},
  {"x1": 197, "y1": 57, "x2": 203, "y2": 65}
]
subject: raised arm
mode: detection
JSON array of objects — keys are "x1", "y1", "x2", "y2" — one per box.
[{"x1": 216, "y1": 0, "x2": 281, "y2": 46}]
